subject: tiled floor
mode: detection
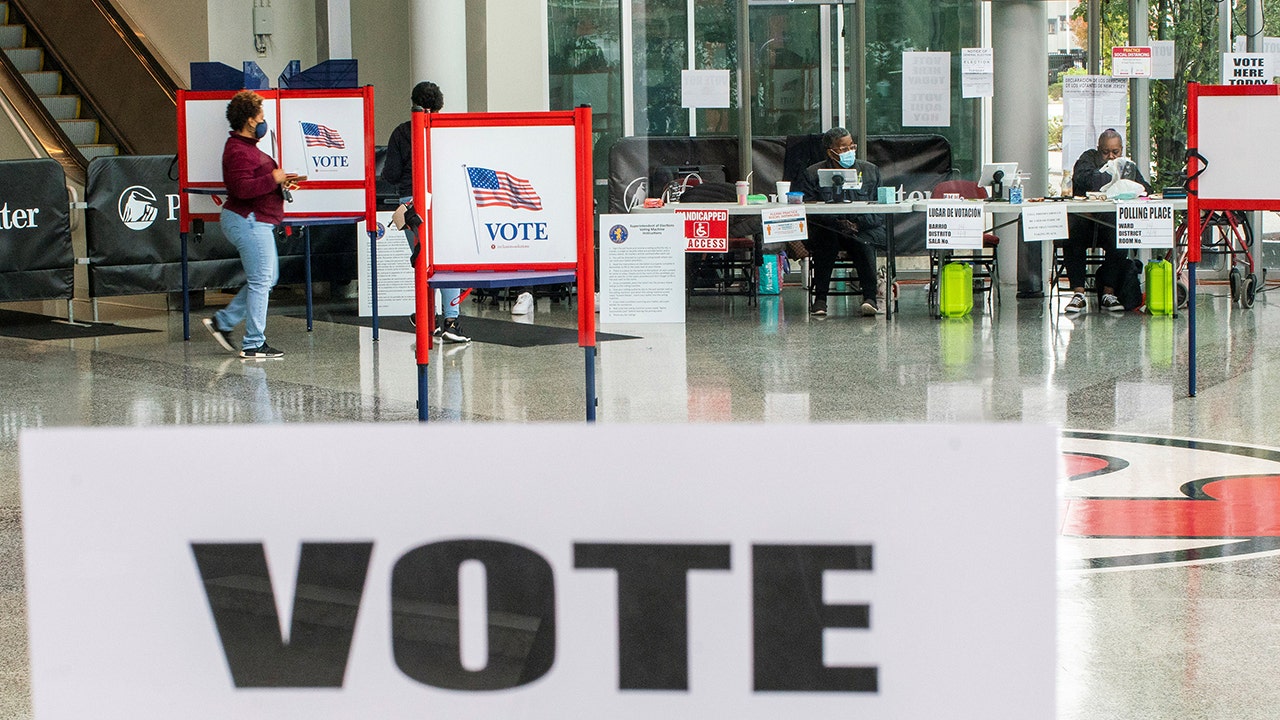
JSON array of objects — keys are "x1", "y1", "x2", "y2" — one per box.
[{"x1": 2, "y1": 282, "x2": 1279, "y2": 718}]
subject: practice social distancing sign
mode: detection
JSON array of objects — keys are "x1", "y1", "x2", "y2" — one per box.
[{"x1": 22, "y1": 423, "x2": 1056, "y2": 719}]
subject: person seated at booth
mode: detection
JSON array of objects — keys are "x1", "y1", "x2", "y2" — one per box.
[
  {"x1": 792, "y1": 127, "x2": 886, "y2": 316},
  {"x1": 1062, "y1": 128, "x2": 1151, "y2": 314}
]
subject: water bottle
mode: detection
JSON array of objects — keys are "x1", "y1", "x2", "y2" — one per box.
[{"x1": 1009, "y1": 173, "x2": 1024, "y2": 205}]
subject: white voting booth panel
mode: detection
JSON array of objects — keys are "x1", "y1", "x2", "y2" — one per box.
[
  {"x1": 1192, "y1": 89, "x2": 1280, "y2": 203},
  {"x1": 424, "y1": 124, "x2": 579, "y2": 268},
  {"x1": 22, "y1": 423, "x2": 1057, "y2": 720},
  {"x1": 180, "y1": 95, "x2": 281, "y2": 187},
  {"x1": 177, "y1": 88, "x2": 375, "y2": 224}
]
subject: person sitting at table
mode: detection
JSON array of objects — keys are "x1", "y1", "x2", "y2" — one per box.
[
  {"x1": 1062, "y1": 128, "x2": 1151, "y2": 314},
  {"x1": 792, "y1": 127, "x2": 886, "y2": 316}
]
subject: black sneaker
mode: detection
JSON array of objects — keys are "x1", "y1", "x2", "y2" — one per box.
[
  {"x1": 810, "y1": 301, "x2": 828, "y2": 316},
  {"x1": 202, "y1": 317, "x2": 235, "y2": 353},
  {"x1": 239, "y1": 344, "x2": 285, "y2": 359},
  {"x1": 438, "y1": 317, "x2": 471, "y2": 344}
]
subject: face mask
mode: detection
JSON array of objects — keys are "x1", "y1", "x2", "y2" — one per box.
[
  {"x1": 254, "y1": 120, "x2": 268, "y2": 140},
  {"x1": 837, "y1": 149, "x2": 856, "y2": 168}
]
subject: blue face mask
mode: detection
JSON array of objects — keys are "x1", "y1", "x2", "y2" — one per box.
[
  {"x1": 837, "y1": 149, "x2": 856, "y2": 168},
  {"x1": 254, "y1": 120, "x2": 268, "y2": 140}
]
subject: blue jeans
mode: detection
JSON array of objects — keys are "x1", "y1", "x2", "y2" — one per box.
[
  {"x1": 216, "y1": 209, "x2": 279, "y2": 350},
  {"x1": 402, "y1": 196, "x2": 460, "y2": 319}
]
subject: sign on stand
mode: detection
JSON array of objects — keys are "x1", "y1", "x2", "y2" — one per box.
[
  {"x1": 1115, "y1": 202, "x2": 1175, "y2": 249},
  {"x1": 356, "y1": 212, "x2": 414, "y2": 317},
  {"x1": 925, "y1": 201, "x2": 985, "y2": 250},
  {"x1": 22, "y1": 423, "x2": 1057, "y2": 720},
  {"x1": 599, "y1": 213, "x2": 685, "y2": 323},
  {"x1": 1221, "y1": 53, "x2": 1276, "y2": 85},
  {"x1": 678, "y1": 208, "x2": 728, "y2": 253},
  {"x1": 1019, "y1": 204, "x2": 1069, "y2": 243},
  {"x1": 761, "y1": 206, "x2": 807, "y2": 243}
]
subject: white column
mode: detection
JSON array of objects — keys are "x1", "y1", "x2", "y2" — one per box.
[
  {"x1": 411, "y1": 0, "x2": 468, "y2": 111},
  {"x1": 325, "y1": 0, "x2": 352, "y2": 58},
  {"x1": 992, "y1": 0, "x2": 1049, "y2": 294}
]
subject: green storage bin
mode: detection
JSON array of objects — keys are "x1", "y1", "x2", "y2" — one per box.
[{"x1": 940, "y1": 261, "x2": 973, "y2": 318}]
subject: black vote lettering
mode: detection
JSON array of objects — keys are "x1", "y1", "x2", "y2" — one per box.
[
  {"x1": 191, "y1": 542, "x2": 373, "y2": 688},
  {"x1": 391, "y1": 540, "x2": 556, "y2": 690},
  {"x1": 574, "y1": 543, "x2": 732, "y2": 690},
  {"x1": 753, "y1": 544, "x2": 877, "y2": 692}
]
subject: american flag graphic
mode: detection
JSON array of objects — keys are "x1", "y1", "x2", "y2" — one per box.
[
  {"x1": 300, "y1": 122, "x2": 345, "y2": 149},
  {"x1": 466, "y1": 167, "x2": 542, "y2": 210}
]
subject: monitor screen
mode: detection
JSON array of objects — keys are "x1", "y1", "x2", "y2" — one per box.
[
  {"x1": 979, "y1": 162, "x2": 1018, "y2": 188},
  {"x1": 817, "y1": 167, "x2": 858, "y2": 190}
]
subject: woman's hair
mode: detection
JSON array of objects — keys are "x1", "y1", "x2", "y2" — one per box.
[
  {"x1": 411, "y1": 81, "x2": 444, "y2": 112},
  {"x1": 225, "y1": 90, "x2": 264, "y2": 132}
]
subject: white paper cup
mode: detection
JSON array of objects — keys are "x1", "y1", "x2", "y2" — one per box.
[{"x1": 776, "y1": 181, "x2": 791, "y2": 198}]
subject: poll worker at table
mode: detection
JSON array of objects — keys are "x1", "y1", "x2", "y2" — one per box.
[
  {"x1": 202, "y1": 90, "x2": 299, "y2": 360},
  {"x1": 1062, "y1": 128, "x2": 1151, "y2": 314},
  {"x1": 792, "y1": 127, "x2": 886, "y2": 317},
  {"x1": 384, "y1": 80, "x2": 471, "y2": 343}
]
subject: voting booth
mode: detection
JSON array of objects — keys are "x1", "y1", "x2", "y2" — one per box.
[
  {"x1": 411, "y1": 108, "x2": 597, "y2": 420},
  {"x1": 1185, "y1": 83, "x2": 1280, "y2": 396},
  {"x1": 175, "y1": 86, "x2": 378, "y2": 338}
]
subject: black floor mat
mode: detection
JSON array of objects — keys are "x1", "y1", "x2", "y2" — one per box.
[
  {"x1": 0, "y1": 309, "x2": 159, "y2": 340},
  {"x1": 297, "y1": 311, "x2": 638, "y2": 348}
]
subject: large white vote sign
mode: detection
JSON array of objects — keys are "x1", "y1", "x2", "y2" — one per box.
[
  {"x1": 426, "y1": 124, "x2": 578, "y2": 267},
  {"x1": 22, "y1": 424, "x2": 1056, "y2": 719}
]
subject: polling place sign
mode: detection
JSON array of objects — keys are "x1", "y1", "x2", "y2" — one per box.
[{"x1": 22, "y1": 424, "x2": 1056, "y2": 719}]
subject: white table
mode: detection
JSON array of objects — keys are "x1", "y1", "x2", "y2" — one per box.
[{"x1": 632, "y1": 201, "x2": 916, "y2": 318}]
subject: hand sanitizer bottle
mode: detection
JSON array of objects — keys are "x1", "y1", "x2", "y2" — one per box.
[{"x1": 1009, "y1": 172, "x2": 1024, "y2": 205}]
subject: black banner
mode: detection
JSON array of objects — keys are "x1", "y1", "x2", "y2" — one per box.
[
  {"x1": 86, "y1": 155, "x2": 359, "y2": 296},
  {"x1": 0, "y1": 158, "x2": 73, "y2": 302},
  {"x1": 608, "y1": 135, "x2": 952, "y2": 254}
]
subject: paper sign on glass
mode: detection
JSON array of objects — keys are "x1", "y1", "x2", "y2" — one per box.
[{"x1": 681, "y1": 69, "x2": 731, "y2": 108}]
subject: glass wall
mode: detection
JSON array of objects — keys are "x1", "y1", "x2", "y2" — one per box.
[
  {"x1": 549, "y1": 0, "x2": 983, "y2": 183},
  {"x1": 864, "y1": 0, "x2": 980, "y2": 176}
]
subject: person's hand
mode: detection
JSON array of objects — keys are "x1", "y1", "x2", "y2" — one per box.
[{"x1": 271, "y1": 168, "x2": 287, "y2": 185}]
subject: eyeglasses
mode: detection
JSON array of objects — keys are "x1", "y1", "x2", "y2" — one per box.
[{"x1": 831, "y1": 145, "x2": 857, "y2": 154}]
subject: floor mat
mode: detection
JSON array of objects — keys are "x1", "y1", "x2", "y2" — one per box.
[
  {"x1": 0, "y1": 309, "x2": 159, "y2": 340},
  {"x1": 297, "y1": 311, "x2": 638, "y2": 347}
]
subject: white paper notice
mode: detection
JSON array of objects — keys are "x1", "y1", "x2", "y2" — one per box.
[
  {"x1": 599, "y1": 214, "x2": 686, "y2": 323},
  {"x1": 1115, "y1": 202, "x2": 1175, "y2": 249},
  {"x1": 1221, "y1": 53, "x2": 1275, "y2": 85},
  {"x1": 681, "y1": 69, "x2": 731, "y2": 108},
  {"x1": 356, "y1": 212, "x2": 415, "y2": 317},
  {"x1": 760, "y1": 206, "x2": 808, "y2": 243},
  {"x1": 902, "y1": 52, "x2": 951, "y2": 127},
  {"x1": 1150, "y1": 40, "x2": 1175, "y2": 80},
  {"x1": 961, "y1": 47, "x2": 993, "y2": 74},
  {"x1": 1061, "y1": 76, "x2": 1129, "y2": 172},
  {"x1": 1111, "y1": 46, "x2": 1152, "y2": 78},
  {"x1": 925, "y1": 201, "x2": 985, "y2": 250},
  {"x1": 962, "y1": 73, "x2": 993, "y2": 99},
  {"x1": 1019, "y1": 204, "x2": 1069, "y2": 243}
]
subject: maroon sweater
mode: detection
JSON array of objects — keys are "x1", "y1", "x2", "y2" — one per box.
[{"x1": 221, "y1": 133, "x2": 284, "y2": 224}]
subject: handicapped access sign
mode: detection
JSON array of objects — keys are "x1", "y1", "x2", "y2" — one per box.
[{"x1": 677, "y1": 208, "x2": 728, "y2": 252}]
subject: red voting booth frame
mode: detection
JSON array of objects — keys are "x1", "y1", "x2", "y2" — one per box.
[
  {"x1": 411, "y1": 108, "x2": 597, "y2": 421},
  {"x1": 1185, "y1": 83, "x2": 1280, "y2": 397},
  {"x1": 175, "y1": 87, "x2": 379, "y2": 339}
]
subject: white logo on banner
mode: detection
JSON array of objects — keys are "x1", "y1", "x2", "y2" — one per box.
[
  {"x1": 0, "y1": 202, "x2": 40, "y2": 230},
  {"x1": 117, "y1": 185, "x2": 159, "y2": 230}
]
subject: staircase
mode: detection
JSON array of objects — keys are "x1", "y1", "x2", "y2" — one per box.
[{"x1": 0, "y1": 0, "x2": 118, "y2": 161}]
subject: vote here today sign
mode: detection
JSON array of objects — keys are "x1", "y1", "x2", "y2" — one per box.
[{"x1": 22, "y1": 423, "x2": 1056, "y2": 720}]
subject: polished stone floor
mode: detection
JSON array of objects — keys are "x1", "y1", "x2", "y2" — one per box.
[{"x1": 2, "y1": 280, "x2": 1280, "y2": 718}]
